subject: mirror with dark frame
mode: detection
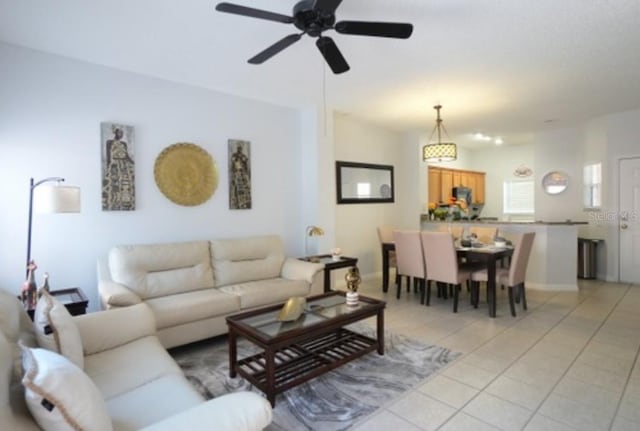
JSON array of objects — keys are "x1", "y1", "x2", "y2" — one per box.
[{"x1": 336, "y1": 161, "x2": 394, "y2": 204}]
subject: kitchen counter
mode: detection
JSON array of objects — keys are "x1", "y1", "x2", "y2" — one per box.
[
  {"x1": 420, "y1": 214, "x2": 588, "y2": 225},
  {"x1": 421, "y1": 218, "x2": 582, "y2": 291}
]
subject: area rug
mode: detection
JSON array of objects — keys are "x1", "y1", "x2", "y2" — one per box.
[{"x1": 170, "y1": 325, "x2": 460, "y2": 431}]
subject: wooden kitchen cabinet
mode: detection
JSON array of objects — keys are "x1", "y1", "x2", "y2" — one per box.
[
  {"x1": 428, "y1": 168, "x2": 442, "y2": 204},
  {"x1": 440, "y1": 169, "x2": 453, "y2": 202},
  {"x1": 427, "y1": 167, "x2": 485, "y2": 204}
]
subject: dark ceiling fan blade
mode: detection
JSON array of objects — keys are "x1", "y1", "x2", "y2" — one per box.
[
  {"x1": 316, "y1": 36, "x2": 350, "y2": 74},
  {"x1": 248, "y1": 34, "x2": 302, "y2": 64},
  {"x1": 312, "y1": 0, "x2": 343, "y2": 14},
  {"x1": 215, "y1": 2, "x2": 294, "y2": 24},
  {"x1": 335, "y1": 21, "x2": 414, "y2": 39}
]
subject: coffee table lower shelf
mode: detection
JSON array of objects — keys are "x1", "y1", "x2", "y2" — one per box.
[{"x1": 234, "y1": 328, "x2": 378, "y2": 405}]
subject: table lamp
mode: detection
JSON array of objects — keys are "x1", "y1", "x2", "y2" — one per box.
[
  {"x1": 26, "y1": 177, "x2": 81, "y2": 275},
  {"x1": 305, "y1": 225, "x2": 324, "y2": 257}
]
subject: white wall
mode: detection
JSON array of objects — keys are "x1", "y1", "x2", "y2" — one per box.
[
  {"x1": 533, "y1": 128, "x2": 586, "y2": 223},
  {"x1": 0, "y1": 43, "x2": 308, "y2": 309},
  {"x1": 333, "y1": 113, "x2": 414, "y2": 281}
]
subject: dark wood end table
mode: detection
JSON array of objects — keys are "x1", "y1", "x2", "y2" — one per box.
[
  {"x1": 23, "y1": 287, "x2": 89, "y2": 320},
  {"x1": 299, "y1": 254, "x2": 358, "y2": 292}
]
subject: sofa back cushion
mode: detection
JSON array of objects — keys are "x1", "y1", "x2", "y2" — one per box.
[
  {"x1": 210, "y1": 235, "x2": 285, "y2": 287},
  {"x1": 108, "y1": 241, "x2": 214, "y2": 299}
]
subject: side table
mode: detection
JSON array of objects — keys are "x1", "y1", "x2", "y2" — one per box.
[
  {"x1": 300, "y1": 254, "x2": 358, "y2": 292},
  {"x1": 23, "y1": 287, "x2": 89, "y2": 320}
]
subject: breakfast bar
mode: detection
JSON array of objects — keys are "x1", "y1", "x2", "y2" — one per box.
[{"x1": 420, "y1": 218, "x2": 587, "y2": 291}]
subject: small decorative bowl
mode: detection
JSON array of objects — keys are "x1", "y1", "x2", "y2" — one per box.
[{"x1": 494, "y1": 241, "x2": 507, "y2": 248}]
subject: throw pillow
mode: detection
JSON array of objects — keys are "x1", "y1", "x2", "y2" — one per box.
[
  {"x1": 33, "y1": 291, "x2": 84, "y2": 369},
  {"x1": 21, "y1": 345, "x2": 112, "y2": 431}
]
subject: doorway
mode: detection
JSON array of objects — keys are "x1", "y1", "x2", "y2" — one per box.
[{"x1": 619, "y1": 157, "x2": 640, "y2": 283}]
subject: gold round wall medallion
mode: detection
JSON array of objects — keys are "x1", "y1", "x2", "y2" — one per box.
[{"x1": 154, "y1": 142, "x2": 218, "y2": 206}]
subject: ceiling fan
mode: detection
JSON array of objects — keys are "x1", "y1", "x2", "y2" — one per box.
[{"x1": 215, "y1": 0, "x2": 414, "y2": 74}]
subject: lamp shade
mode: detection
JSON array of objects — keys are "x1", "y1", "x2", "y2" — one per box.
[
  {"x1": 423, "y1": 142, "x2": 457, "y2": 162},
  {"x1": 34, "y1": 186, "x2": 81, "y2": 214}
]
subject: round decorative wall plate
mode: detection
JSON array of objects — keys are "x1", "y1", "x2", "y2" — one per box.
[{"x1": 154, "y1": 142, "x2": 218, "y2": 206}]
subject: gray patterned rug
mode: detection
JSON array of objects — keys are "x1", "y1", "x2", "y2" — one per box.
[{"x1": 170, "y1": 325, "x2": 460, "y2": 431}]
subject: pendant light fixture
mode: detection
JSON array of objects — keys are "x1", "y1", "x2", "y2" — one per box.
[{"x1": 422, "y1": 104, "x2": 457, "y2": 162}]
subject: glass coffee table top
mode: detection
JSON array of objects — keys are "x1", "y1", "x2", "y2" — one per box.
[{"x1": 233, "y1": 293, "x2": 378, "y2": 338}]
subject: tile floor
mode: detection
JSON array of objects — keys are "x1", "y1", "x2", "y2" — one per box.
[{"x1": 349, "y1": 277, "x2": 640, "y2": 431}]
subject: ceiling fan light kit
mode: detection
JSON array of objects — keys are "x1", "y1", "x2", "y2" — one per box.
[{"x1": 215, "y1": 0, "x2": 413, "y2": 74}]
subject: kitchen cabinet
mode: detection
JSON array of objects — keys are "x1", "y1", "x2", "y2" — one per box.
[
  {"x1": 428, "y1": 168, "x2": 441, "y2": 205},
  {"x1": 427, "y1": 167, "x2": 485, "y2": 204}
]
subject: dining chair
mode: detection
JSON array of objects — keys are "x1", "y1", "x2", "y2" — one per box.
[
  {"x1": 468, "y1": 226, "x2": 498, "y2": 244},
  {"x1": 392, "y1": 230, "x2": 426, "y2": 303},
  {"x1": 470, "y1": 232, "x2": 535, "y2": 316},
  {"x1": 377, "y1": 226, "x2": 400, "y2": 289},
  {"x1": 436, "y1": 224, "x2": 464, "y2": 240},
  {"x1": 420, "y1": 231, "x2": 472, "y2": 312}
]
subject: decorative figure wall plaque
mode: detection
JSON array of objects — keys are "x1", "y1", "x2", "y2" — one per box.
[
  {"x1": 228, "y1": 139, "x2": 252, "y2": 209},
  {"x1": 101, "y1": 122, "x2": 135, "y2": 211},
  {"x1": 154, "y1": 143, "x2": 218, "y2": 206}
]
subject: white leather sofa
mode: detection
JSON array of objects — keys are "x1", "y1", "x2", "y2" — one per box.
[
  {"x1": 98, "y1": 235, "x2": 324, "y2": 348},
  {"x1": 0, "y1": 289, "x2": 272, "y2": 431}
]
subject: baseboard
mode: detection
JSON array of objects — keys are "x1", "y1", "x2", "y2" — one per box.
[{"x1": 526, "y1": 282, "x2": 578, "y2": 291}]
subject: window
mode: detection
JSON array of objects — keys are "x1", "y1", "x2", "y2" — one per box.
[
  {"x1": 356, "y1": 182, "x2": 371, "y2": 197},
  {"x1": 583, "y1": 163, "x2": 602, "y2": 209},
  {"x1": 503, "y1": 180, "x2": 534, "y2": 214}
]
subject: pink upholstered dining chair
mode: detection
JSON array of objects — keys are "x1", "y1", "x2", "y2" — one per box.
[
  {"x1": 420, "y1": 231, "x2": 473, "y2": 312},
  {"x1": 392, "y1": 230, "x2": 426, "y2": 303},
  {"x1": 468, "y1": 226, "x2": 498, "y2": 244},
  {"x1": 470, "y1": 232, "x2": 535, "y2": 316},
  {"x1": 436, "y1": 224, "x2": 464, "y2": 240}
]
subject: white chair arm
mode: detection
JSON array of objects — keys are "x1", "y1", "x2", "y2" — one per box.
[
  {"x1": 73, "y1": 303, "x2": 156, "y2": 355},
  {"x1": 140, "y1": 392, "x2": 272, "y2": 431},
  {"x1": 281, "y1": 258, "x2": 323, "y2": 283}
]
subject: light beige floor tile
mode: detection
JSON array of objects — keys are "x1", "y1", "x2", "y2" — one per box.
[
  {"x1": 553, "y1": 376, "x2": 621, "y2": 411},
  {"x1": 485, "y1": 375, "x2": 551, "y2": 410},
  {"x1": 618, "y1": 393, "x2": 640, "y2": 422},
  {"x1": 565, "y1": 362, "x2": 628, "y2": 392},
  {"x1": 438, "y1": 412, "x2": 501, "y2": 431},
  {"x1": 575, "y1": 349, "x2": 635, "y2": 377},
  {"x1": 459, "y1": 352, "x2": 512, "y2": 374},
  {"x1": 538, "y1": 394, "x2": 614, "y2": 431},
  {"x1": 610, "y1": 416, "x2": 640, "y2": 431},
  {"x1": 583, "y1": 340, "x2": 638, "y2": 361},
  {"x1": 388, "y1": 391, "x2": 456, "y2": 431},
  {"x1": 416, "y1": 375, "x2": 478, "y2": 409},
  {"x1": 463, "y1": 392, "x2": 533, "y2": 431},
  {"x1": 523, "y1": 414, "x2": 580, "y2": 431},
  {"x1": 350, "y1": 410, "x2": 423, "y2": 431},
  {"x1": 502, "y1": 361, "x2": 564, "y2": 389},
  {"x1": 440, "y1": 361, "x2": 498, "y2": 390}
]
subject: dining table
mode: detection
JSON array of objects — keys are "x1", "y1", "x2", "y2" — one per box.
[{"x1": 381, "y1": 241, "x2": 513, "y2": 318}]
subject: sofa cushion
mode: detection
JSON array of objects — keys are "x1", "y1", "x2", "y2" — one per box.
[
  {"x1": 145, "y1": 289, "x2": 241, "y2": 330},
  {"x1": 109, "y1": 241, "x2": 214, "y2": 299},
  {"x1": 210, "y1": 235, "x2": 285, "y2": 287},
  {"x1": 219, "y1": 278, "x2": 309, "y2": 309},
  {"x1": 21, "y1": 346, "x2": 112, "y2": 431},
  {"x1": 83, "y1": 335, "x2": 182, "y2": 400},
  {"x1": 33, "y1": 291, "x2": 84, "y2": 369},
  {"x1": 107, "y1": 374, "x2": 203, "y2": 431}
]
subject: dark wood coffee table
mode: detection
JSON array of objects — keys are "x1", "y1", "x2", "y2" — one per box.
[{"x1": 226, "y1": 291, "x2": 385, "y2": 406}]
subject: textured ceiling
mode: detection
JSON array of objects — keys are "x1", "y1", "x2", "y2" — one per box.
[{"x1": 1, "y1": 0, "x2": 639, "y2": 148}]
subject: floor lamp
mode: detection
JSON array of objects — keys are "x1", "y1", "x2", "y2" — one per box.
[{"x1": 26, "y1": 177, "x2": 81, "y2": 275}]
